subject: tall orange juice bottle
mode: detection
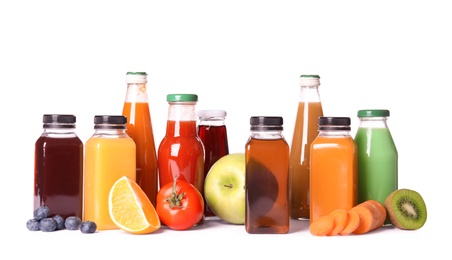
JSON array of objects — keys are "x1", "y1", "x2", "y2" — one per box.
[
  {"x1": 289, "y1": 74, "x2": 323, "y2": 220},
  {"x1": 122, "y1": 72, "x2": 158, "y2": 206},
  {"x1": 310, "y1": 117, "x2": 357, "y2": 223},
  {"x1": 83, "y1": 115, "x2": 136, "y2": 230}
]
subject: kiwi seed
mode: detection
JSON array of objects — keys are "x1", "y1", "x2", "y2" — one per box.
[{"x1": 384, "y1": 188, "x2": 427, "y2": 230}]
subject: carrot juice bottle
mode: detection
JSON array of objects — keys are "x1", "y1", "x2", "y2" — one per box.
[
  {"x1": 122, "y1": 72, "x2": 158, "y2": 206},
  {"x1": 310, "y1": 117, "x2": 357, "y2": 222},
  {"x1": 158, "y1": 94, "x2": 205, "y2": 200},
  {"x1": 245, "y1": 116, "x2": 290, "y2": 234},
  {"x1": 289, "y1": 75, "x2": 323, "y2": 220},
  {"x1": 197, "y1": 109, "x2": 229, "y2": 218},
  {"x1": 83, "y1": 115, "x2": 136, "y2": 230},
  {"x1": 34, "y1": 114, "x2": 83, "y2": 219}
]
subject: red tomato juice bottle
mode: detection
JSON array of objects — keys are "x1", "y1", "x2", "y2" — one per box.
[
  {"x1": 158, "y1": 94, "x2": 205, "y2": 225},
  {"x1": 34, "y1": 114, "x2": 83, "y2": 219}
]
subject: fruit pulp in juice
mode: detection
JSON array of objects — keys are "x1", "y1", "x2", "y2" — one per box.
[
  {"x1": 245, "y1": 138, "x2": 290, "y2": 234},
  {"x1": 34, "y1": 136, "x2": 83, "y2": 219},
  {"x1": 310, "y1": 135, "x2": 357, "y2": 223},
  {"x1": 289, "y1": 101, "x2": 323, "y2": 219},
  {"x1": 158, "y1": 120, "x2": 204, "y2": 194},
  {"x1": 84, "y1": 137, "x2": 136, "y2": 230},
  {"x1": 197, "y1": 124, "x2": 229, "y2": 217},
  {"x1": 123, "y1": 102, "x2": 158, "y2": 206},
  {"x1": 355, "y1": 127, "x2": 398, "y2": 205}
]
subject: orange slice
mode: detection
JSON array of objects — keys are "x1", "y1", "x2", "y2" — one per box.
[{"x1": 108, "y1": 176, "x2": 160, "y2": 234}]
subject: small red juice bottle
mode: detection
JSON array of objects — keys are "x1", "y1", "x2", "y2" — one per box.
[{"x1": 197, "y1": 109, "x2": 229, "y2": 218}]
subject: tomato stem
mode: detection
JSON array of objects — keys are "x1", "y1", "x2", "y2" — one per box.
[{"x1": 165, "y1": 179, "x2": 185, "y2": 209}]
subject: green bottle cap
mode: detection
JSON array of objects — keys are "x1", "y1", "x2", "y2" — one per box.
[
  {"x1": 167, "y1": 94, "x2": 198, "y2": 102},
  {"x1": 357, "y1": 109, "x2": 390, "y2": 117}
]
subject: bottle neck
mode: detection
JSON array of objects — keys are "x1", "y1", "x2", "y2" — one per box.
[
  {"x1": 92, "y1": 128, "x2": 128, "y2": 138},
  {"x1": 299, "y1": 85, "x2": 321, "y2": 102},
  {"x1": 124, "y1": 83, "x2": 149, "y2": 103},
  {"x1": 43, "y1": 126, "x2": 77, "y2": 138},
  {"x1": 358, "y1": 117, "x2": 389, "y2": 129},
  {"x1": 198, "y1": 117, "x2": 226, "y2": 126},
  {"x1": 250, "y1": 129, "x2": 284, "y2": 140},
  {"x1": 318, "y1": 129, "x2": 351, "y2": 137},
  {"x1": 166, "y1": 101, "x2": 198, "y2": 136}
]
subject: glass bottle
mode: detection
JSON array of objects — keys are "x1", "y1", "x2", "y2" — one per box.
[
  {"x1": 245, "y1": 116, "x2": 290, "y2": 234},
  {"x1": 355, "y1": 109, "x2": 398, "y2": 215},
  {"x1": 197, "y1": 109, "x2": 229, "y2": 218},
  {"x1": 158, "y1": 94, "x2": 205, "y2": 196},
  {"x1": 34, "y1": 114, "x2": 83, "y2": 219},
  {"x1": 84, "y1": 115, "x2": 136, "y2": 230},
  {"x1": 289, "y1": 74, "x2": 324, "y2": 220},
  {"x1": 122, "y1": 72, "x2": 158, "y2": 206},
  {"x1": 310, "y1": 117, "x2": 357, "y2": 223}
]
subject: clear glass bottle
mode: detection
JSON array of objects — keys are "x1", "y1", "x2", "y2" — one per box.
[
  {"x1": 84, "y1": 115, "x2": 136, "y2": 230},
  {"x1": 289, "y1": 74, "x2": 324, "y2": 220},
  {"x1": 310, "y1": 117, "x2": 357, "y2": 223},
  {"x1": 245, "y1": 116, "x2": 290, "y2": 234},
  {"x1": 122, "y1": 72, "x2": 158, "y2": 206},
  {"x1": 34, "y1": 114, "x2": 83, "y2": 219},
  {"x1": 355, "y1": 109, "x2": 398, "y2": 219},
  {"x1": 158, "y1": 94, "x2": 205, "y2": 196},
  {"x1": 197, "y1": 109, "x2": 229, "y2": 218}
]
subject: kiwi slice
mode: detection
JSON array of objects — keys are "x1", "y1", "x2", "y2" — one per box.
[{"x1": 384, "y1": 189, "x2": 427, "y2": 230}]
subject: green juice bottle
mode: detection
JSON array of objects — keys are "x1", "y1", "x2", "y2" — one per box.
[{"x1": 355, "y1": 109, "x2": 398, "y2": 220}]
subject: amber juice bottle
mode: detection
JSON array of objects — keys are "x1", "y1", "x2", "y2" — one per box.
[
  {"x1": 289, "y1": 75, "x2": 323, "y2": 220},
  {"x1": 245, "y1": 116, "x2": 290, "y2": 234}
]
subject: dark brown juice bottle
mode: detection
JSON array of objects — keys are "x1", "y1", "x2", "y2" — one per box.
[
  {"x1": 245, "y1": 116, "x2": 290, "y2": 234},
  {"x1": 197, "y1": 110, "x2": 229, "y2": 218},
  {"x1": 34, "y1": 114, "x2": 83, "y2": 219}
]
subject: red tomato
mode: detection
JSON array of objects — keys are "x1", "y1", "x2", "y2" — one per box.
[{"x1": 156, "y1": 179, "x2": 204, "y2": 230}]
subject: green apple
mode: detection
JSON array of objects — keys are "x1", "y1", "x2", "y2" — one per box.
[{"x1": 204, "y1": 153, "x2": 246, "y2": 224}]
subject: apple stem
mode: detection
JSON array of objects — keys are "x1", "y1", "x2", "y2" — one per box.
[{"x1": 224, "y1": 184, "x2": 233, "y2": 188}]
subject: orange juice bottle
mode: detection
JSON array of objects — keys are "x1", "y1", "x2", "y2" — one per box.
[
  {"x1": 289, "y1": 74, "x2": 323, "y2": 220},
  {"x1": 122, "y1": 72, "x2": 158, "y2": 206},
  {"x1": 83, "y1": 115, "x2": 136, "y2": 230},
  {"x1": 310, "y1": 117, "x2": 357, "y2": 223}
]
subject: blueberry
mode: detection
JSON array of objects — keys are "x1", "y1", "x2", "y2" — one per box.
[
  {"x1": 80, "y1": 221, "x2": 97, "y2": 234},
  {"x1": 53, "y1": 215, "x2": 65, "y2": 230},
  {"x1": 26, "y1": 219, "x2": 40, "y2": 231},
  {"x1": 65, "y1": 216, "x2": 82, "y2": 230},
  {"x1": 33, "y1": 206, "x2": 50, "y2": 220},
  {"x1": 39, "y1": 218, "x2": 57, "y2": 232}
]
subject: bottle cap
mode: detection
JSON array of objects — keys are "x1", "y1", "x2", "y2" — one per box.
[
  {"x1": 357, "y1": 109, "x2": 390, "y2": 117},
  {"x1": 250, "y1": 116, "x2": 283, "y2": 131},
  {"x1": 126, "y1": 72, "x2": 147, "y2": 84},
  {"x1": 167, "y1": 94, "x2": 198, "y2": 102},
  {"x1": 300, "y1": 74, "x2": 320, "y2": 87},
  {"x1": 318, "y1": 117, "x2": 351, "y2": 130},
  {"x1": 197, "y1": 110, "x2": 227, "y2": 118},
  {"x1": 94, "y1": 115, "x2": 127, "y2": 125},
  {"x1": 43, "y1": 114, "x2": 76, "y2": 123}
]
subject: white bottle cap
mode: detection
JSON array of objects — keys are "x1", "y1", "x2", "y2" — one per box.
[{"x1": 126, "y1": 72, "x2": 147, "y2": 83}]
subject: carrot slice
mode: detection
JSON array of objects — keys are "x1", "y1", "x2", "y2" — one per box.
[
  {"x1": 327, "y1": 209, "x2": 348, "y2": 236},
  {"x1": 338, "y1": 210, "x2": 360, "y2": 235},
  {"x1": 310, "y1": 215, "x2": 335, "y2": 236},
  {"x1": 351, "y1": 200, "x2": 387, "y2": 235}
]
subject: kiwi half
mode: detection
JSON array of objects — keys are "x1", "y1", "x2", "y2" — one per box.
[{"x1": 384, "y1": 189, "x2": 427, "y2": 230}]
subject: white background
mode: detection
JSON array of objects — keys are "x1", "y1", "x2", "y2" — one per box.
[{"x1": 1, "y1": 0, "x2": 449, "y2": 259}]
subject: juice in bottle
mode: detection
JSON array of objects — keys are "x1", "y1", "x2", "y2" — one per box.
[
  {"x1": 84, "y1": 115, "x2": 136, "y2": 230},
  {"x1": 197, "y1": 109, "x2": 229, "y2": 218},
  {"x1": 245, "y1": 116, "x2": 290, "y2": 234},
  {"x1": 355, "y1": 109, "x2": 398, "y2": 209},
  {"x1": 289, "y1": 75, "x2": 323, "y2": 220},
  {"x1": 122, "y1": 72, "x2": 158, "y2": 206},
  {"x1": 158, "y1": 94, "x2": 204, "y2": 194},
  {"x1": 310, "y1": 117, "x2": 357, "y2": 222},
  {"x1": 34, "y1": 114, "x2": 83, "y2": 219}
]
